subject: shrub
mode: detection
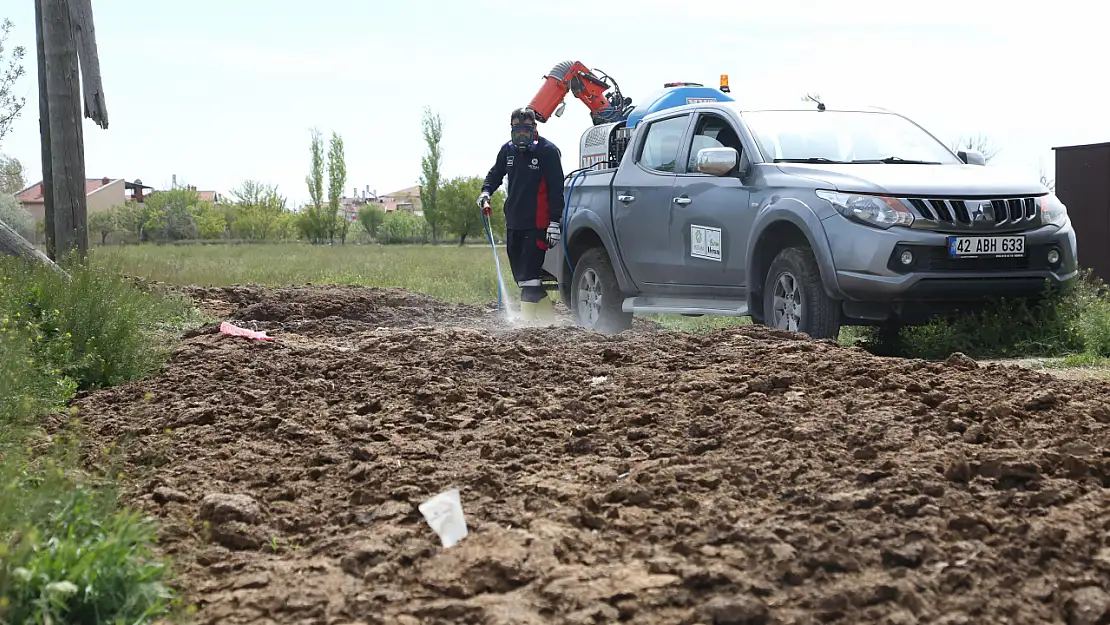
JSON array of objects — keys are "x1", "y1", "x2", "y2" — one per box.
[
  {"x1": 855, "y1": 270, "x2": 1110, "y2": 360},
  {"x1": 0, "y1": 192, "x2": 34, "y2": 242},
  {"x1": 0, "y1": 256, "x2": 199, "y2": 623},
  {"x1": 0, "y1": 255, "x2": 196, "y2": 390}
]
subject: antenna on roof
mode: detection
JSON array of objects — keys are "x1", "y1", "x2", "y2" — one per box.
[{"x1": 802, "y1": 93, "x2": 826, "y2": 111}]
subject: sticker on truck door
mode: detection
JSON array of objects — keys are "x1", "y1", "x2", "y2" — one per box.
[{"x1": 691, "y1": 225, "x2": 722, "y2": 261}]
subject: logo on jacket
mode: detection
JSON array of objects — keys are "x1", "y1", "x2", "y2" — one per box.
[
  {"x1": 529, "y1": 157, "x2": 539, "y2": 170},
  {"x1": 507, "y1": 154, "x2": 514, "y2": 167}
]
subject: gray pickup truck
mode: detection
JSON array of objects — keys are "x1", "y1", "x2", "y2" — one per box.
[{"x1": 540, "y1": 102, "x2": 1078, "y2": 338}]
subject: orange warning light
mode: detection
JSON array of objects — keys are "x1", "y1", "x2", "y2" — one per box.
[{"x1": 720, "y1": 74, "x2": 730, "y2": 93}]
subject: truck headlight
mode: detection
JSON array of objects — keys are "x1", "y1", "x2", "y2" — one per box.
[
  {"x1": 1037, "y1": 193, "x2": 1068, "y2": 228},
  {"x1": 816, "y1": 190, "x2": 914, "y2": 230}
]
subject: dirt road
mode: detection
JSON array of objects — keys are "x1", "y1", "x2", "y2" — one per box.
[{"x1": 73, "y1": 284, "x2": 1110, "y2": 624}]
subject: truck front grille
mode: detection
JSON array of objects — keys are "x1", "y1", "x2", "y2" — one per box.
[{"x1": 902, "y1": 197, "x2": 1038, "y2": 229}]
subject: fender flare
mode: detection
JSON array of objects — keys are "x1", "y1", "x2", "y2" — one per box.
[
  {"x1": 562, "y1": 208, "x2": 638, "y2": 294},
  {"x1": 745, "y1": 199, "x2": 843, "y2": 302}
]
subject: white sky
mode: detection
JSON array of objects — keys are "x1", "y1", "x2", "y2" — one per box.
[{"x1": 0, "y1": 0, "x2": 1101, "y2": 206}]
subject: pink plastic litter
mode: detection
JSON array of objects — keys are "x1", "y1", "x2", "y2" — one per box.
[{"x1": 219, "y1": 321, "x2": 273, "y2": 341}]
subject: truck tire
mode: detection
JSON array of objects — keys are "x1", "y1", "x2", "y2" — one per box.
[
  {"x1": 571, "y1": 247, "x2": 633, "y2": 334},
  {"x1": 762, "y1": 246, "x2": 841, "y2": 341}
]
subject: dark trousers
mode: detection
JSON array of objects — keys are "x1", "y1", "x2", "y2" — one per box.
[{"x1": 506, "y1": 228, "x2": 547, "y2": 303}]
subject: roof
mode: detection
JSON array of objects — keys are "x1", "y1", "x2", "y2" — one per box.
[
  {"x1": 1051, "y1": 141, "x2": 1110, "y2": 152},
  {"x1": 383, "y1": 185, "x2": 421, "y2": 198},
  {"x1": 16, "y1": 178, "x2": 121, "y2": 203}
]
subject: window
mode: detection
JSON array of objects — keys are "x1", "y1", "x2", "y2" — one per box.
[
  {"x1": 637, "y1": 115, "x2": 689, "y2": 172},
  {"x1": 687, "y1": 114, "x2": 745, "y2": 171},
  {"x1": 740, "y1": 110, "x2": 961, "y2": 164}
]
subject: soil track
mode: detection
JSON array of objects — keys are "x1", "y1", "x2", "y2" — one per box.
[{"x1": 73, "y1": 284, "x2": 1110, "y2": 624}]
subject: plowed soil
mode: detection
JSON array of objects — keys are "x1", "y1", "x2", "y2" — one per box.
[{"x1": 71, "y1": 284, "x2": 1110, "y2": 625}]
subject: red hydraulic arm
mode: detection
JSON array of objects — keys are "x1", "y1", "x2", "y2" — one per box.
[{"x1": 528, "y1": 61, "x2": 620, "y2": 123}]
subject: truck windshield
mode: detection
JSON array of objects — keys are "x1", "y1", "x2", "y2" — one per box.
[{"x1": 740, "y1": 110, "x2": 962, "y2": 165}]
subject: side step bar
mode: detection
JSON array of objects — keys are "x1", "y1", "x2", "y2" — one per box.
[{"x1": 622, "y1": 296, "x2": 750, "y2": 317}]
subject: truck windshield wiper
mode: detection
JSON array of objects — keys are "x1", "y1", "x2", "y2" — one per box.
[
  {"x1": 774, "y1": 157, "x2": 846, "y2": 164},
  {"x1": 849, "y1": 156, "x2": 941, "y2": 164}
]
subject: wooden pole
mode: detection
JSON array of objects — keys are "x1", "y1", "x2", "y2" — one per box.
[
  {"x1": 41, "y1": 0, "x2": 87, "y2": 262},
  {"x1": 35, "y1": 0, "x2": 54, "y2": 258},
  {"x1": 68, "y1": 0, "x2": 108, "y2": 129},
  {"x1": 0, "y1": 218, "x2": 67, "y2": 275}
]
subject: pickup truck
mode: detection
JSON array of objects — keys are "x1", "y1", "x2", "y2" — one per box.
[{"x1": 541, "y1": 101, "x2": 1078, "y2": 339}]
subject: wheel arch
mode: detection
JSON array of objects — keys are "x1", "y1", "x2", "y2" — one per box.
[
  {"x1": 746, "y1": 207, "x2": 840, "y2": 320},
  {"x1": 563, "y1": 209, "x2": 637, "y2": 294}
]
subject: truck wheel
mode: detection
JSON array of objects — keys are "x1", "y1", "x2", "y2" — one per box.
[
  {"x1": 571, "y1": 247, "x2": 633, "y2": 334},
  {"x1": 762, "y1": 246, "x2": 841, "y2": 340}
]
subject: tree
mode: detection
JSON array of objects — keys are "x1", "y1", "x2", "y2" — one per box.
[
  {"x1": 440, "y1": 175, "x2": 505, "y2": 245},
  {"x1": 0, "y1": 153, "x2": 24, "y2": 193},
  {"x1": 380, "y1": 210, "x2": 427, "y2": 244},
  {"x1": 228, "y1": 179, "x2": 287, "y2": 240},
  {"x1": 357, "y1": 203, "x2": 385, "y2": 239},
  {"x1": 0, "y1": 192, "x2": 33, "y2": 241},
  {"x1": 0, "y1": 18, "x2": 27, "y2": 148},
  {"x1": 949, "y1": 134, "x2": 1000, "y2": 163},
  {"x1": 419, "y1": 107, "x2": 444, "y2": 241},
  {"x1": 87, "y1": 208, "x2": 115, "y2": 244},
  {"x1": 298, "y1": 127, "x2": 329, "y2": 243},
  {"x1": 143, "y1": 188, "x2": 201, "y2": 241},
  {"x1": 327, "y1": 131, "x2": 348, "y2": 244}
]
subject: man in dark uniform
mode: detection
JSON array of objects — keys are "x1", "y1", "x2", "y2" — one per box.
[{"x1": 477, "y1": 107, "x2": 564, "y2": 323}]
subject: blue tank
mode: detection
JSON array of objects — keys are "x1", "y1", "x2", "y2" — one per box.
[{"x1": 624, "y1": 85, "x2": 736, "y2": 129}]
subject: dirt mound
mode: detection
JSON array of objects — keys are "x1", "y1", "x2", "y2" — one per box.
[{"x1": 72, "y1": 285, "x2": 1110, "y2": 624}]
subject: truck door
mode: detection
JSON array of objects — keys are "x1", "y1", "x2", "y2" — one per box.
[
  {"x1": 611, "y1": 112, "x2": 693, "y2": 287},
  {"x1": 669, "y1": 110, "x2": 754, "y2": 292}
]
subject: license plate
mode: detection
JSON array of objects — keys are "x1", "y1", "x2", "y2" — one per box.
[{"x1": 947, "y1": 235, "x2": 1025, "y2": 258}]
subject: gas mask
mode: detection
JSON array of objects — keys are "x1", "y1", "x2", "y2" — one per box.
[{"x1": 511, "y1": 123, "x2": 536, "y2": 150}]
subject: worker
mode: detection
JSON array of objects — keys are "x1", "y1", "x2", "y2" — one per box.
[{"x1": 477, "y1": 107, "x2": 564, "y2": 323}]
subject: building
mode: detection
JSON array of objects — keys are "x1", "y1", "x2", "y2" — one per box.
[
  {"x1": 15, "y1": 177, "x2": 154, "y2": 222},
  {"x1": 362, "y1": 185, "x2": 423, "y2": 216}
]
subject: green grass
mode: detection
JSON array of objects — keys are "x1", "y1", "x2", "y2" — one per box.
[
  {"x1": 98, "y1": 242, "x2": 1110, "y2": 365},
  {"x1": 0, "y1": 255, "x2": 201, "y2": 624}
]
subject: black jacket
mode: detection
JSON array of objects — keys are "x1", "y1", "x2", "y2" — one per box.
[{"x1": 481, "y1": 136, "x2": 565, "y2": 231}]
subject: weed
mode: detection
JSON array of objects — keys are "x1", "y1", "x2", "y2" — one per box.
[{"x1": 0, "y1": 256, "x2": 199, "y2": 623}]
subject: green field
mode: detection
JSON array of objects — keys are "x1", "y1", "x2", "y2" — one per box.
[{"x1": 95, "y1": 242, "x2": 1110, "y2": 365}]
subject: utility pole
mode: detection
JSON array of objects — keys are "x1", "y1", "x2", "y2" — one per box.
[
  {"x1": 35, "y1": 0, "x2": 54, "y2": 259},
  {"x1": 36, "y1": 0, "x2": 108, "y2": 264}
]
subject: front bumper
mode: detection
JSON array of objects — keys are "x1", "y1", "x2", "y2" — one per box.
[{"x1": 821, "y1": 214, "x2": 1078, "y2": 317}]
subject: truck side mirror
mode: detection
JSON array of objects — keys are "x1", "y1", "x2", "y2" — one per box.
[
  {"x1": 958, "y1": 149, "x2": 986, "y2": 166},
  {"x1": 695, "y1": 147, "x2": 741, "y2": 176}
]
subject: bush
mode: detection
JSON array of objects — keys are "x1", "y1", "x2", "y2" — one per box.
[
  {"x1": 0, "y1": 451, "x2": 179, "y2": 625},
  {"x1": 0, "y1": 192, "x2": 34, "y2": 242},
  {"x1": 0, "y1": 256, "x2": 198, "y2": 623},
  {"x1": 854, "y1": 270, "x2": 1110, "y2": 360},
  {"x1": 0, "y1": 255, "x2": 195, "y2": 390}
]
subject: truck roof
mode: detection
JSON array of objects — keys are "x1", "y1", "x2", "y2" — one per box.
[{"x1": 638, "y1": 99, "x2": 901, "y2": 122}]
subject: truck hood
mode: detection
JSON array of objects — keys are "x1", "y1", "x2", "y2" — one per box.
[{"x1": 774, "y1": 163, "x2": 1047, "y2": 197}]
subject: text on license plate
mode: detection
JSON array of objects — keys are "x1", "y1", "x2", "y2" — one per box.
[{"x1": 947, "y1": 235, "x2": 1025, "y2": 257}]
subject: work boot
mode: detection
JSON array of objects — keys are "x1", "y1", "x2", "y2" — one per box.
[{"x1": 534, "y1": 296, "x2": 555, "y2": 325}]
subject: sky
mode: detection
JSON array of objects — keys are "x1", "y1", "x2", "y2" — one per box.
[{"x1": 0, "y1": 0, "x2": 1102, "y2": 207}]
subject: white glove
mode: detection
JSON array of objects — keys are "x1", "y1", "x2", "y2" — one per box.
[
  {"x1": 476, "y1": 191, "x2": 491, "y2": 209},
  {"x1": 546, "y1": 221, "x2": 561, "y2": 248}
]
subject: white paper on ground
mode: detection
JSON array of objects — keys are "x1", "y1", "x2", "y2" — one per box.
[{"x1": 418, "y1": 488, "x2": 468, "y2": 548}]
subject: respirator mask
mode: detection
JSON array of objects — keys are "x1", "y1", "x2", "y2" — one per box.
[{"x1": 511, "y1": 124, "x2": 536, "y2": 149}]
